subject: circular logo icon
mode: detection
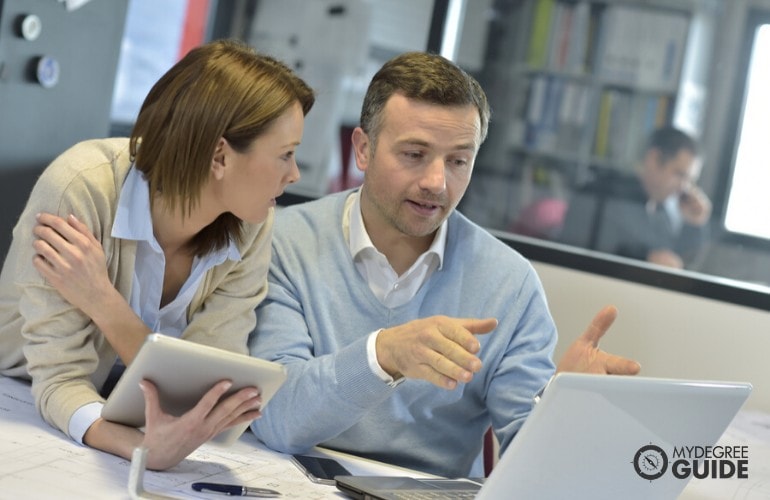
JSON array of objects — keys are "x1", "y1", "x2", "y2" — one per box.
[{"x1": 634, "y1": 444, "x2": 668, "y2": 480}]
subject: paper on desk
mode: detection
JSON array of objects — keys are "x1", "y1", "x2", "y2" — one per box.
[
  {"x1": 679, "y1": 410, "x2": 770, "y2": 500},
  {"x1": 0, "y1": 376, "x2": 346, "y2": 499}
]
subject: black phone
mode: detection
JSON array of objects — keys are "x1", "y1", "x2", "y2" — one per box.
[{"x1": 290, "y1": 454, "x2": 352, "y2": 486}]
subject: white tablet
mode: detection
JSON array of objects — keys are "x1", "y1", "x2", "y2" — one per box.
[{"x1": 101, "y1": 333, "x2": 287, "y2": 445}]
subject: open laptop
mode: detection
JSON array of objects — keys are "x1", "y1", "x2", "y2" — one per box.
[
  {"x1": 102, "y1": 333, "x2": 287, "y2": 445},
  {"x1": 335, "y1": 373, "x2": 752, "y2": 500}
]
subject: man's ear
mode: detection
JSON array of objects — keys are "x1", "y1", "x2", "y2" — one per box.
[
  {"x1": 211, "y1": 137, "x2": 228, "y2": 180},
  {"x1": 351, "y1": 127, "x2": 370, "y2": 174}
]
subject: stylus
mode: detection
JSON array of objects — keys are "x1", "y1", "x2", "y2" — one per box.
[{"x1": 191, "y1": 482, "x2": 281, "y2": 497}]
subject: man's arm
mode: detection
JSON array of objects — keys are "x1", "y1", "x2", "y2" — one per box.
[
  {"x1": 248, "y1": 264, "x2": 397, "y2": 453},
  {"x1": 249, "y1": 254, "x2": 501, "y2": 453}
]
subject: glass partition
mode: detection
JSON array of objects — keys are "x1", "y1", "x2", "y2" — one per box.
[
  {"x1": 108, "y1": 0, "x2": 770, "y2": 302},
  {"x1": 453, "y1": 0, "x2": 770, "y2": 291}
]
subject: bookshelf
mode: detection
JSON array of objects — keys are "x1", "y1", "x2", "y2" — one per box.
[{"x1": 464, "y1": 0, "x2": 696, "y2": 232}]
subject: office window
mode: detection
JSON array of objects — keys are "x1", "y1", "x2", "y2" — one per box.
[
  {"x1": 110, "y1": 0, "x2": 209, "y2": 130},
  {"x1": 723, "y1": 23, "x2": 770, "y2": 240}
]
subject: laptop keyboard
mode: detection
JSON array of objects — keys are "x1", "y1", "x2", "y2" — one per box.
[{"x1": 390, "y1": 491, "x2": 477, "y2": 500}]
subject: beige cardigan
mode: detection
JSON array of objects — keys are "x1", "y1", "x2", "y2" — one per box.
[{"x1": 0, "y1": 138, "x2": 272, "y2": 437}]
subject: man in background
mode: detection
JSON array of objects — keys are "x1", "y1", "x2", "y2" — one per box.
[{"x1": 559, "y1": 126, "x2": 711, "y2": 269}]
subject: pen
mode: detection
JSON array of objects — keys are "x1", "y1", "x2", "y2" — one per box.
[{"x1": 191, "y1": 482, "x2": 281, "y2": 497}]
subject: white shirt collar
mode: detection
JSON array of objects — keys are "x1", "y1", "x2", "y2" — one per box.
[{"x1": 345, "y1": 190, "x2": 447, "y2": 270}]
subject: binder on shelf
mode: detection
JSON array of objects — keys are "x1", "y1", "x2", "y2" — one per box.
[
  {"x1": 594, "y1": 90, "x2": 613, "y2": 159},
  {"x1": 595, "y1": 4, "x2": 689, "y2": 90},
  {"x1": 583, "y1": 4, "x2": 604, "y2": 73},
  {"x1": 557, "y1": 81, "x2": 579, "y2": 151},
  {"x1": 596, "y1": 6, "x2": 639, "y2": 83},
  {"x1": 524, "y1": 76, "x2": 570, "y2": 152},
  {"x1": 556, "y1": 81, "x2": 590, "y2": 152},
  {"x1": 527, "y1": 0, "x2": 556, "y2": 68},
  {"x1": 607, "y1": 90, "x2": 632, "y2": 165},
  {"x1": 565, "y1": 2, "x2": 591, "y2": 74},
  {"x1": 593, "y1": 89, "x2": 635, "y2": 164},
  {"x1": 524, "y1": 74, "x2": 549, "y2": 148},
  {"x1": 542, "y1": 77, "x2": 564, "y2": 151},
  {"x1": 503, "y1": 0, "x2": 691, "y2": 177},
  {"x1": 546, "y1": 3, "x2": 571, "y2": 70},
  {"x1": 507, "y1": 78, "x2": 532, "y2": 147},
  {"x1": 638, "y1": 10, "x2": 689, "y2": 89},
  {"x1": 532, "y1": 1, "x2": 595, "y2": 75}
]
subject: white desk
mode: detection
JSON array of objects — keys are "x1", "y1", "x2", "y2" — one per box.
[
  {"x1": 679, "y1": 409, "x2": 770, "y2": 499},
  {"x1": 0, "y1": 376, "x2": 422, "y2": 499},
  {"x1": 3, "y1": 374, "x2": 770, "y2": 499}
]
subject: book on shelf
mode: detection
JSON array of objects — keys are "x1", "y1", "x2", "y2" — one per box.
[
  {"x1": 522, "y1": 75, "x2": 591, "y2": 155},
  {"x1": 594, "y1": 90, "x2": 613, "y2": 159},
  {"x1": 546, "y1": 3, "x2": 571, "y2": 70},
  {"x1": 527, "y1": 0, "x2": 596, "y2": 74},
  {"x1": 527, "y1": 0, "x2": 555, "y2": 68},
  {"x1": 593, "y1": 89, "x2": 634, "y2": 164},
  {"x1": 595, "y1": 4, "x2": 689, "y2": 90},
  {"x1": 506, "y1": 77, "x2": 531, "y2": 148},
  {"x1": 510, "y1": 0, "x2": 689, "y2": 173},
  {"x1": 524, "y1": 74, "x2": 549, "y2": 148},
  {"x1": 606, "y1": 90, "x2": 633, "y2": 165},
  {"x1": 556, "y1": 80, "x2": 591, "y2": 152},
  {"x1": 565, "y1": 2, "x2": 592, "y2": 74},
  {"x1": 592, "y1": 90, "x2": 671, "y2": 169}
]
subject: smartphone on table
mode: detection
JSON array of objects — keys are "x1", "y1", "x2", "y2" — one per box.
[{"x1": 291, "y1": 453, "x2": 352, "y2": 486}]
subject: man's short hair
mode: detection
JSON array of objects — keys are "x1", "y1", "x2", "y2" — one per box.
[
  {"x1": 359, "y1": 51, "x2": 490, "y2": 147},
  {"x1": 646, "y1": 126, "x2": 697, "y2": 163}
]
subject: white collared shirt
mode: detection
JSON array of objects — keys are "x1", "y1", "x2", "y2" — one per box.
[
  {"x1": 646, "y1": 196, "x2": 683, "y2": 234},
  {"x1": 69, "y1": 167, "x2": 241, "y2": 444},
  {"x1": 343, "y1": 190, "x2": 447, "y2": 385},
  {"x1": 113, "y1": 168, "x2": 241, "y2": 336}
]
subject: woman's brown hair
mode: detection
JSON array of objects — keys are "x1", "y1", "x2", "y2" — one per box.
[{"x1": 130, "y1": 39, "x2": 314, "y2": 255}]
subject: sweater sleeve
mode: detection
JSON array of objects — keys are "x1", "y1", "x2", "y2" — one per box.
[
  {"x1": 248, "y1": 244, "x2": 396, "y2": 453},
  {"x1": 11, "y1": 144, "x2": 126, "y2": 436},
  {"x1": 483, "y1": 266, "x2": 557, "y2": 454}
]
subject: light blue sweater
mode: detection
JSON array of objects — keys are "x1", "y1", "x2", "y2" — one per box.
[{"x1": 249, "y1": 191, "x2": 557, "y2": 478}]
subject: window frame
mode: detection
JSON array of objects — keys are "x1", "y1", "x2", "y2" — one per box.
[{"x1": 714, "y1": 7, "x2": 770, "y2": 250}]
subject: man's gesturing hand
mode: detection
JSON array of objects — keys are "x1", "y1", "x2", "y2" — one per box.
[
  {"x1": 376, "y1": 316, "x2": 498, "y2": 390},
  {"x1": 556, "y1": 305, "x2": 641, "y2": 375}
]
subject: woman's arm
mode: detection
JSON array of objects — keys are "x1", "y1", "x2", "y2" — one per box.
[
  {"x1": 32, "y1": 212, "x2": 150, "y2": 364},
  {"x1": 30, "y1": 212, "x2": 267, "y2": 469}
]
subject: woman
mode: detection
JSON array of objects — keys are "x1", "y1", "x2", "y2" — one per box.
[{"x1": 0, "y1": 39, "x2": 314, "y2": 470}]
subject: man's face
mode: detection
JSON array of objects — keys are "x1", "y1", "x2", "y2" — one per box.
[
  {"x1": 644, "y1": 148, "x2": 699, "y2": 202},
  {"x1": 352, "y1": 94, "x2": 481, "y2": 242}
]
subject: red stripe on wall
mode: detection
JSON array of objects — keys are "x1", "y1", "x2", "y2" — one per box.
[{"x1": 178, "y1": 0, "x2": 210, "y2": 60}]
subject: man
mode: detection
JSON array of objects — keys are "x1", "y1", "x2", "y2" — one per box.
[
  {"x1": 249, "y1": 52, "x2": 639, "y2": 478},
  {"x1": 559, "y1": 127, "x2": 711, "y2": 269}
]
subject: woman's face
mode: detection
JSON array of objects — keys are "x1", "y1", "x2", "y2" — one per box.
[{"x1": 216, "y1": 102, "x2": 304, "y2": 224}]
